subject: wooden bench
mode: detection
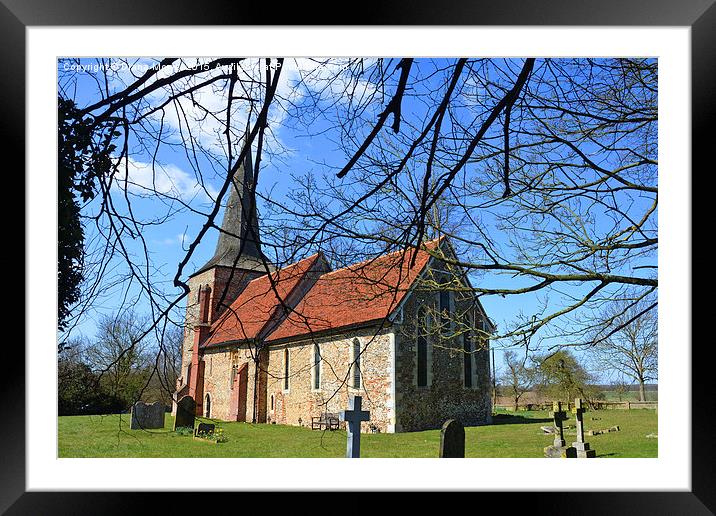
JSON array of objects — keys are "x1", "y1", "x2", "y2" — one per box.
[{"x1": 311, "y1": 412, "x2": 340, "y2": 431}]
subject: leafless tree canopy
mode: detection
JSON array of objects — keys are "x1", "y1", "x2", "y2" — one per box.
[
  {"x1": 58, "y1": 57, "x2": 657, "y2": 401},
  {"x1": 588, "y1": 294, "x2": 657, "y2": 401}
]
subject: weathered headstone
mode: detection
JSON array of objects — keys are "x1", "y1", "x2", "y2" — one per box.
[
  {"x1": 130, "y1": 401, "x2": 165, "y2": 430},
  {"x1": 174, "y1": 395, "x2": 196, "y2": 431},
  {"x1": 339, "y1": 395, "x2": 370, "y2": 458},
  {"x1": 544, "y1": 401, "x2": 577, "y2": 458},
  {"x1": 439, "y1": 419, "x2": 465, "y2": 458},
  {"x1": 194, "y1": 422, "x2": 216, "y2": 437},
  {"x1": 571, "y1": 398, "x2": 596, "y2": 458}
]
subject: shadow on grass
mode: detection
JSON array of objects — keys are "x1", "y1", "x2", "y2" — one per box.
[{"x1": 492, "y1": 413, "x2": 553, "y2": 425}]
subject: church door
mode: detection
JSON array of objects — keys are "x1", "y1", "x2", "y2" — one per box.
[{"x1": 229, "y1": 362, "x2": 249, "y2": 422}]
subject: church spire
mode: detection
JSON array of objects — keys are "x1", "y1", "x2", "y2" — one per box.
[{"x1": 193, "y1": 125, "x2": 271, "y2": 276}]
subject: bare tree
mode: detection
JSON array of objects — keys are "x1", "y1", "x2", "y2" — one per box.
[
  {"x1": 83, "y1": 311, "x2": 151, "y2": 407},
  {"x1": 500, "y1": 350, "x2": 535, "y2": 411},
  {"x1": 611, "y1": 376, "x2": 631, "y2": 402},
  {"x1": 589, "y1": 295, "x2": 657, "y2": 401},
  {"x1": 57, "y1": 57, "x2": 658, "y2": 411}
]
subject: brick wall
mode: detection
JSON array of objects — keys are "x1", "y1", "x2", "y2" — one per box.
[
  {"x1": 178, "y1": 266, "x2": 264, "y2": 402},
  {"x1": 265, "y1": 326, "x2": 395, "y2": 433},
  {"x1": 179, "y1": 259, "x2": 492, "y2": 434},
  {"x1": 201, "y1": 344, "x2": 268, "y2": 422}
]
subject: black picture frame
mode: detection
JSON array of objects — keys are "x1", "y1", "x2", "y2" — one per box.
[{"x1": 5, "y1": 0, "x2": 711, "y2": 513}]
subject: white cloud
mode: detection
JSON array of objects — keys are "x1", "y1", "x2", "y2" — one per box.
[
  {"x1": 112, "y1": 157, "x2": 218, "y2": 202},
  {"x1": 152, "y1": 233, "x2": 187, "y2": 247},
  {"x1": 90, "y1": 58, "x2": 384, "y2": 195},
  {"x1": 98, "y1": 58, "x2": 380, "y2": 157}
]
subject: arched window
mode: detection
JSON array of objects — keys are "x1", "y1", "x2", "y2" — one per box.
[
  {"x1": 284, "y1": 348, "x2": 290, "y2": 391},
  {"x1": 313, "y1": 343, "x2": 321, "y2": 390},
  {"x1": 204, "y1": 393, "x2": 211, "y2": 418},
  {"x1": 463, "y1": 330, "x2": 473, "y2": 388},
  {"x1": 229, "y1": 364, "x2": 238, "y2": 390},
  {"x1": 439, "y1": 290, "x2": 451, "y2": 334},
  {"x1": 270, "y1": 394, "x2": 275, "y2": 412},
  {"x1": 352, "y1": 338, "x2": 361, "y2": 389}
]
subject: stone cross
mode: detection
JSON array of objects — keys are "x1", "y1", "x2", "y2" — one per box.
[
  {"x1": 339, "y1": 395, "x2": 370, "y2": 458},
  {"x1": 573, "y1": 398, "x2": 586, "y2": 443},
  {"x1": 544, "y1": 400, "x2": 577, "y2": 458},
  {"x1": 571, "y1": 398, "x2": 596, "y2": 458},
  {"x1": 550, "y1": 401, "x2": 568, "y2": 448},
  {"x1": 439, "y1": 419, "x2": 465, "y2": 458}
]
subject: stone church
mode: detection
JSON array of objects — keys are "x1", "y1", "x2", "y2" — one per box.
[{"x1": 174, "y1": 147, "x2": 494, "y2": 433}]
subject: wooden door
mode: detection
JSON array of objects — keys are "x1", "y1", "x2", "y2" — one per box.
[{"x1": 230, "y1": 363, "x2": 249, "y2": 422}]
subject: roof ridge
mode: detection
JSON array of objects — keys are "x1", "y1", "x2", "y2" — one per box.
[
  {"x1": 207, "y1": 252, "x2": 323, "y2": 334},
  {"x1": 318, "y1": 237, "x2": 442, "y2": 278},
  {"x1": 244, "y1": 252, "x2": 322, "y2": 286}
]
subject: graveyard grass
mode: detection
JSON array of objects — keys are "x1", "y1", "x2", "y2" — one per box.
[{"x1": 58, "y1": 409, "x2": 657, "y2": 458}]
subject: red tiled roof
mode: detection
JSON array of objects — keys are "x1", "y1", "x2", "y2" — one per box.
[
  {"x1": 202, "y1": 253, "x2": 323, "y2": 347},
  {"x1": 266, "y1": 240, "x2": 439, "y2": 342}
]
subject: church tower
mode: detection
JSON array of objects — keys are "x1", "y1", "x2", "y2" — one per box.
[{"x1": 177, "y1": 133, "x2": 274, "y2": 415}]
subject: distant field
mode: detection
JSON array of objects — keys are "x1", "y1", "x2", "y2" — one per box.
[
  {"x1": 58, "y1": 409, "x2": 657, "y2": 458},
  {"x1": 600, "y1": 391, "x2": 658, "y2": 402},
  {"x1": 496, "y1": 386, "x2": 658, "y2": 406}
]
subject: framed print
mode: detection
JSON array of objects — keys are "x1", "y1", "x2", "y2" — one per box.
[{"x1": 6, "y1": 0, "x2": 713, "y2": 513}]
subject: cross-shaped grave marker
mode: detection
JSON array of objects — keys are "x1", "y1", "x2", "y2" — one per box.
[
  {"x1": 339, "y1": 395, "x2": 370, "y2": 458},
  {"x1": 551, "y1": 401, "x2": 568, "y2": 448},
  {"x1": 544, "y1": 401, "x2": 576, "y2": 458},
  {"x1": 572, "y1": 398, "x2": 596, "y2": 458}
]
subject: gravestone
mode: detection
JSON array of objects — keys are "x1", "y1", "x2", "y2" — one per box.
[
  {"x1": 339, "y1": 395, "x2": 370, "y2": 458},
  {"x1": 571, "y1": 398, "x2": 596, "y2": 458},
  {"x1": 544, "y1": 401, "x2": 577, "y2": 458},
  {"x1": 194, "y1": 422, "x2": 216, "y2": 437},
  {"x1": 439, "y1": 419, "x2": 465, "y2": 458},
  {"x1": 174, "y1": 395, "x2": 196, "y2": 431},
  {"x1": 130, "y1": 401, "x2": 165, "y2": 430}
]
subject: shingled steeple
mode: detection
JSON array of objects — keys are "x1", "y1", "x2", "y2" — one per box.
[{"x1": 192, "y1": 132, "x2": 273, "y2": 276}]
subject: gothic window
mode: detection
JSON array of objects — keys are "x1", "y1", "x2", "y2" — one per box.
[
  {"x1": 199, "y1": 285, "x2": 211, "y2": 324},
  {"x1": 439, "y1": 290, "x2": 451, "y2": 335},
  {"x1": 352, "y1": 338, "x2": 361, "y2": 389},
  {"x1": 230, "y1": 364, "x2": 238, "y2": 390},
  {"x1": 417, "y1": 306, "x2": 429, "y2": 387},
  {"x1": 463, "y1": 331, "x2": 473, "y2": 388},
  {"x1": 313, "y1": 343, "x2": 321, "y2": 390},
  {"x1": 229, "y1": 351, "x2": 239, "y2": 389},
  {"x1": 204, "y1": 393, "x2": 211, "y2": 418},
  {"x1": 270, "y1": 394, "x2": 275, "y2": 411},
  {"x1": 284, "y1": 348, "x2": 290, "y2": 391}
]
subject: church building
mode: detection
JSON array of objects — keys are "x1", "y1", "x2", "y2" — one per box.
[{"x1": 174, "y1": 147, "x2": 494, "y2": 433}]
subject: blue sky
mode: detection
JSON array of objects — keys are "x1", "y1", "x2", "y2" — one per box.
[{"x1": 59, "y1": 57, "x2": 657, "y2": 382}]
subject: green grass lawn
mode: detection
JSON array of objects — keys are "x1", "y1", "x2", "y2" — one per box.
[{"x1": 58, "y1": 409, "x2": 657, "y2": 458}]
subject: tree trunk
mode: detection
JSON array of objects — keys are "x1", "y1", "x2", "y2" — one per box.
[{"x1": 638, "y1": 379, "x2": 646, "y2": 402}]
